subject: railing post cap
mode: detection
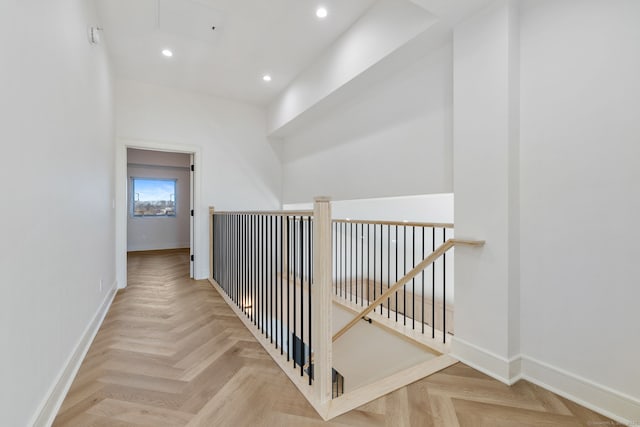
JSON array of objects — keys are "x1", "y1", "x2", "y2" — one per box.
[
  {"x1": 209, "y1": 206, "x2": 215, "y2": 213},
  {"x1": 314, "y1": 196, "x2": 331, "y2": 203}
]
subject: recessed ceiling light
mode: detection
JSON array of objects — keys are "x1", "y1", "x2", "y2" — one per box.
[
  {"x1": 161, "y1": 49, "x2": 173, "y2": 57},
  {"x1": 316, "y1": 7, "x2": 328, "y2": 19},
  {"x1": 262, "y1": 74, "x2": 272, "y2": 82}
]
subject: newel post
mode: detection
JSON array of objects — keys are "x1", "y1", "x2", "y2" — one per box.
[
  {"x1": 312, "y1": 196, "x2": 332, "y2": 404},
  {"x1": 209, "y1": 206, "x2": 215, "y2": 282}
]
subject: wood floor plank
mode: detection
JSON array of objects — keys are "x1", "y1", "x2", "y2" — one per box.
[
  {"x1": 97, "y1": 383, "x2": 187, "y2": 412},
  {"x1": 407, "y1": 380, "x2": 436, "y2": 427},
  {"x1": 52, "y1": 249, "x2": 616, "y2": 426},
  {"x1": 521, "y1": 381, "x2": 574, "y2": 416},
  {"x1": 452, "y1": 398, "x2": 585, "y2": 427},
  {"x1": 87, "y1": 398, "x2": 192, "y2": 427},
  {"x1": 429, "y1": 391, "x2": 461, "y2": 427}
]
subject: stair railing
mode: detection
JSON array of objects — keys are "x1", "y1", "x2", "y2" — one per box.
[
  {"x1": 332, "y1": 237, "x2": 484, "y2": 344},
  {"x1": 209, "y1": 199, "x2": 484, "y2": 419},
  {"x1": 209, "y1": 197, "x2": 334, "y2": 406}
]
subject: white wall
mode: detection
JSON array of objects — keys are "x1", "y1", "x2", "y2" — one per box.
[
  {"x1": 451, "y1": 0, "x2": 640, "y2": 421},
  {"x1": 0, "y1": 0, "x2": 115, "y2": 425},
  {"x1": 116, "y1": 80, "x2": 282, "y2": 279},
  {"x1": 519, "y1": 0, "x2": 640, "y2": 415},
  {"x1": 451, "y1": 0, "x2": 519, "y2": 382},
  {"x1": 127, "y1": 149, "x2": 191, "y2": 251},
  {"x1": 280, "y1": 44, "x2": 453, "y2": 203},
  {"x1": 284, "y1": 193, "x2": 454, "y2": 224}
]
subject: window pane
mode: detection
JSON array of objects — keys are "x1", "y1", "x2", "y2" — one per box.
[{"x1": 132, "y1": 178, "x2": 176, "y2": 217}]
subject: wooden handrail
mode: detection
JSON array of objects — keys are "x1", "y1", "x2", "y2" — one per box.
[
  {"x1": 213, "y1": 210, "x2": 313, "y2": 216},
  {"x1": 332, "y1": 238, "x2": 485, "y2": 342},
  {"x1": 334, "y1": 218, "x2": 454, "y2": 229}
]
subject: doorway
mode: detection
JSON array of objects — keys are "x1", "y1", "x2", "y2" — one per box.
[
  {"x1": 116, "y1": 140, "x2": 201, "y2": 289},
  {"x1": 126, "y1": 148, "x2": 194, "y2": 276}
]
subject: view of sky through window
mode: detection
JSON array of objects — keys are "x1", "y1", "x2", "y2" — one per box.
[{"x1": 132, "y1": 178, "x2": 176, "y2": 217}]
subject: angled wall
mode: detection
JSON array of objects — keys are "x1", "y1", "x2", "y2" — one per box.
[
  {"x1": 267, "y1": 0, "x2": 437, "y2": 137},
  {"x1": 280, "y1": 44, "x2": 453, "y2": 203}
]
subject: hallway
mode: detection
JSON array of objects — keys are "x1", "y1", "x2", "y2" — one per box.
[{"x1": 53, "y1": 250, "x2": 613, "y2": 426}]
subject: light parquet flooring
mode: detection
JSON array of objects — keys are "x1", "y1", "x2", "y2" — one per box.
[{"x1": 54, "y1": 249, "x2": 616, "y2": 426}]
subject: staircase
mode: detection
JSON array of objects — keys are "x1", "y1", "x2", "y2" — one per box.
[{"x1": 208, "y1": 199, "x2": 484, "y2": 420}]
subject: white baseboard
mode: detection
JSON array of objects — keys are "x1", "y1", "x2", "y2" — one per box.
[
  {"x1": 519, "y1": 356, "x2": 640, "y2": 426},
  {"x1": 451, "y1": 337, "x2": 640, "y2": 425},
  {"x1": 451, "y1": 336, "x2": 519, "y2": 384},
  {"x1": 30, "y1": 283, "x2": 118, "y2": 427}
]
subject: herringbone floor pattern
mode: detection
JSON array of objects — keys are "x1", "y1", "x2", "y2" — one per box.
[{"x1": 53, "y1": 249, "x2": 614, "y2": 426}]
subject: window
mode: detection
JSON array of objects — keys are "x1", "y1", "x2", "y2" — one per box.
[{"x1": 131, "y1": 178, "x2": 177, "y2": 217}]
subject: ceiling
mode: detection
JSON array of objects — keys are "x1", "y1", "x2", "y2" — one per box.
[{"x1": 96, "y1": 0, "x2": 376, "y2": 105}]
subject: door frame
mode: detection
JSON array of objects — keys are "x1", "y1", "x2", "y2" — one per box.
[{"x1": 115, "y1": 138, "x2": 202, "y2": 289}]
